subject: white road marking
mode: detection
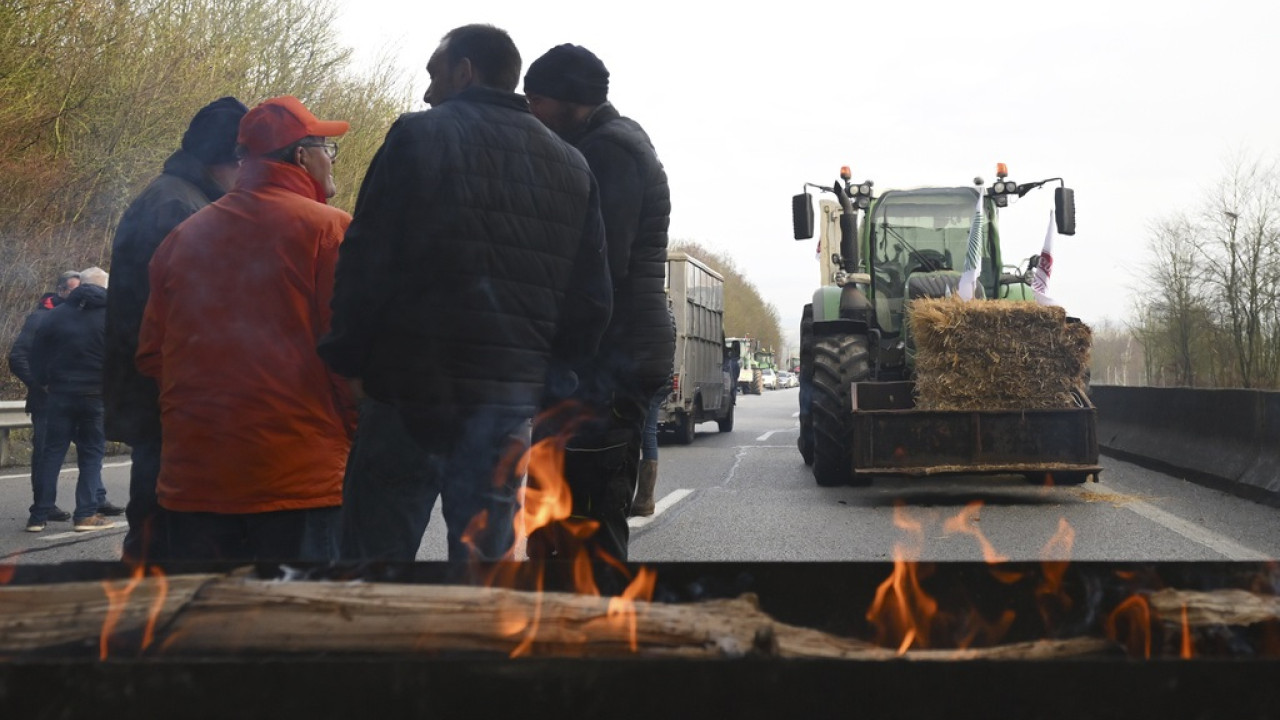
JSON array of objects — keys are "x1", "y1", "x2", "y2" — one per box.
[
  {"x1": 756, "y1": 425, "x2": 800, "y2": 442},
  {"x1": 0, "y1": 460, "x2": 132, "y2": 482},
  {"x1": 627, "y1": 489, "x2": 693, "y2": 529},
  {"x1": 38, "y1": 521, "x2": 127, "y2": 540},
  {"x1": 1089, "y1": 484, "x2": 1270, "y2": 560}
]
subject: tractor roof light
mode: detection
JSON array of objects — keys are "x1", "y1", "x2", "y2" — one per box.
[
  {"x1": 996, "y1": 162, "x2": 1009, "y2": 179},
  {"x1": 840, "y1": 166, "x2": 852, "y2": 181}
]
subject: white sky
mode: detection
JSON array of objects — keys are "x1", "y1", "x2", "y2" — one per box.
[{"x1": 335, "y1": 0, "x2": 1280, "y2": 351}]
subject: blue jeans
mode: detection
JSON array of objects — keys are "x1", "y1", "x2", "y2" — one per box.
[
  {"x1": 30, "y1": 393, "x2": 106, "y2": 522},
  {"x1": 339, "y1": 399, "x2": 528, "y2": 563},
  {"x1": 642, "y1": 388, "x2": 664, "y2": 461}
]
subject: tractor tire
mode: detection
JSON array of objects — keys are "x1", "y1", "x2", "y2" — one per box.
[
  {"x1": 811, "y1": 333, "x2": 869, "y2": 487},
  {"x1": 797, "y1": 304, "x2": 815, "y2": 465},
  {"x1": 717, "y1": 398, "x2": 735, "y2": 433},
  {"x1": 751, "y1": 369, "x2": 764, "y2": 395}
]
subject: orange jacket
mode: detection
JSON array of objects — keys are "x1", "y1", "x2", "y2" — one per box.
[{"x1": 138, "y1": 159, "x2": 354, "y2": 514}]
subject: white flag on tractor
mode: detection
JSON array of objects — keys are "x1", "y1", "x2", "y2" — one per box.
[
  {"x1": 1032, "y1": 210, "x2": 1060, "y2": 306},
  {"x1": 956, "y1": 189, "x2": 984, "y2": 300}
]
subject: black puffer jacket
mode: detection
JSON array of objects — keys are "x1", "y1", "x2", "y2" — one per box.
[
  {"x1": 104, "y1": 150, "x2": 226, "y2": 443},
  {"x1": 319, "y1": 86, "x2": 612, "y2": 424},
  {"x1": 32, "y1": 284, "x2": 108, "y2": 395},
  {"x1": 568, "y1": 103, "x2": 674, "y2": 396}
]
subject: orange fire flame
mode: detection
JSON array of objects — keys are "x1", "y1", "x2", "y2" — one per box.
[
  {"x1": 866, "y1": 504, "x2": 936, "y2": 653},
  {"x1": 1180, "y1": 604, "x2": 1194, "y2": 659},
  {"x1": 99, "y1": 564, "x2": 170, "y2": 660},
  {"x1": 0, "y1": 563, "x2": 14, "y2": 585},
  {"x1": 476, "y1": 415, "x2": 657, "y2": 657},
  {"x1": 1036, "y1": 518, "x2": 1076, "y2": 629},
  {"x1": 1105, "y1": 594, "x2": 1152, "y2": 658},
  {"x1": 943, "y1": 501, "x2": 1008, "y2": 565}
]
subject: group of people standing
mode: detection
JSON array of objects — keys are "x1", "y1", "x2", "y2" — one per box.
[{"x1": 9, "y1": 23, "x2": 676, "y2": 565}]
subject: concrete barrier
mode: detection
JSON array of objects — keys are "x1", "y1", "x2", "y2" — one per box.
[{"x1": 1090, "y1": 385, "x2": 1280, "y2": 506}]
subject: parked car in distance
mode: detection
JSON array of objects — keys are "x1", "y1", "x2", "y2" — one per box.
[
  {"x1": 777, "y1": 370, "x2": 797, "y2": 389},
  {"x1": 761, "y1": 368, "x2": 779, "y2": 390}
]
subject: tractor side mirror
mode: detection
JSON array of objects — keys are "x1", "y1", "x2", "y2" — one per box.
[
  {"x1": 1055, "y1": 187, "x2": 1076, "y2": 236},
  {"x1": 792, "y1": 193, "x2": 815, "y2": 240}
]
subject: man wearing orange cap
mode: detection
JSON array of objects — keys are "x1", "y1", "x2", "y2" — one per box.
[{"x1": 137, "y1": 96, "x2": 356, "y2": 561}]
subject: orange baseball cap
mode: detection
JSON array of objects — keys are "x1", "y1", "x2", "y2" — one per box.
[{"x1": 237, "y1": 96, "x2": 349, "y2": 157}]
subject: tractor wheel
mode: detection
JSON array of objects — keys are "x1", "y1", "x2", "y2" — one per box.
[
  {"x1": 752, "y1": 369, "x2": 764, "y2": 395},
  {"x1": 717, "y1": 397, "x2": 735, "y2": 433},
  {"x1": 797, "y1": 304, "x2": 815, "y2": 465},
  {"x1": 811, "y1": 333, "x2": 869, "y2": 487}
]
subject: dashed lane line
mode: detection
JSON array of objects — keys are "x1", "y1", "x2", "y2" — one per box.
[
  {"x1": 0, "y1": 460, "x2": 132, "y2": 482},
  {"x1": 756, "y1": 425, "x2": 799, "y2": 442},
  {"x1": 627, "y1": 489, "x2": 693, "y2": 529}
]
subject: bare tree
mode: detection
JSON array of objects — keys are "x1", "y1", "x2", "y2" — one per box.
[{"x1": 1133, "y1": 215, "x2": 1210, "y2": 387}]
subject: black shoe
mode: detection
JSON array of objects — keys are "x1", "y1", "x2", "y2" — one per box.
[
  {"x1": 97, "y1": 501, "x2": 125, "y2": 517},
  {"x1": 47, "y1": 507, "x2": 71, "y2": 522}
]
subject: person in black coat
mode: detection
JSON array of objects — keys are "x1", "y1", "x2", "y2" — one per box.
[
  {"x1": 523, "y1": 44, "x2": 676, "y2": 560},
  {"x1": 8, "y1": 271, "x2": 81, "y2": 524},
  {"x1": 319, "y1": 24, "x2": 612, "y2": 563},
  {"x1": 27, "y1": 269, "x2": 121, "y2": 532},
  {"x1": 103, "y1": 96, "x2": 247, "y2": 560}
]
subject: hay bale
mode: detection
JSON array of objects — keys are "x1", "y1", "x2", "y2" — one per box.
[{"x1": 908, "y1": 297, "x2": 1091, "y2": 411}]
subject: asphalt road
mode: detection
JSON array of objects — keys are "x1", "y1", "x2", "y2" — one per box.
[{"x1": 3, "y1": 388, "x2": 1279, "y2": 564}]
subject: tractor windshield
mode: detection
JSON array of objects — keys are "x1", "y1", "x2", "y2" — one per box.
[{"x1": 866, "y1": 187, "x2": 996, "y2": 334}]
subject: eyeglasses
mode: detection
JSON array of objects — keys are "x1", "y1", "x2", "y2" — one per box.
[{"x1": 300, "y1": 140, "x2": 338, "y2": 160}]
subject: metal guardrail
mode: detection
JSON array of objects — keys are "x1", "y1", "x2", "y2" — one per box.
[{"x1": 0, "y1": 399, "x2": 31, "y2": 467}]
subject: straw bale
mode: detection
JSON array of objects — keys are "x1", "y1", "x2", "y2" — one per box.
[{"x1": 907, "y1": 297, "x2": 1091, "y2": 411}]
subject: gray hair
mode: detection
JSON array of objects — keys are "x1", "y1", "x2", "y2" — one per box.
[{"x1": 78, "y1": 266, "x2": 109, "y2": 288}]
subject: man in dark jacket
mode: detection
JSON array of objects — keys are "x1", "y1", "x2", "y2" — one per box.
[
  {"x1": 319, "y1": 24, "x2": 612, "y2": 563},
  {"x1": 27, "y1": 268, "x2": 120, "y2": 532},
  {"x1": 9, "y1": 270, "x2": 82, "y2": 525},
  {"x1": 523, "y1": 44, "x2": 675, "y2": 560},
  {"x1": 104, "y1": 96, "x2": 247, "y2": 560}
]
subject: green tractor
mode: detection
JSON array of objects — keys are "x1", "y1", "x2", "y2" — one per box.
[
  {"x1": 726, "y1": 336, "x2": 775, "y2": 395},
  {"x1": 793, "y1": 164, "x2": 1099, "y2": 487}
]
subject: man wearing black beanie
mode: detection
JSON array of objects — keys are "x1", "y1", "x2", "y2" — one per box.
[
  {"x1": 524, "y1": 45, "x2": 676, "y2": 561},
  {"x1": 105, "y1": 95, "x2": 247, "y2": 562}
]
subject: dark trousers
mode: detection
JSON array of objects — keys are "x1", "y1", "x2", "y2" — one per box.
[
  {"x1": 122, "y1": 438, "x2": 167, "y2": 562},
  {"x1": 27, "y1": 404, "x2": 48, "y2": 510},
  {"x1": 166, "y1": 506, "x2": 341, "y2": 562},
  {"x1": 339, "y1": 399, "x2": 528, "y2": 563},
  {"x1": 527, "y1": 389, "x2": 647, "y2": 562},
  {"x1": 30, "y1": 393, "x2": 105, "y2": 522}
]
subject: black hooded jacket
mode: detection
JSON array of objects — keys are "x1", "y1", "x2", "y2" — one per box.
[
  {"x1": 104, "y1": 149, "x2": 226, "y2": 443},
  {"x1": 566, "y1": 103, "x2": 675, "y2": 395},
  {"x1": 319, "y1": 86, "x2": 612, "y2": 425},
  {"x1": 32, "y1": 284, "x2": 109, "y2": 395},
  {"x1": 7, "y1": 293, "x2": 61, "y2": 412}
]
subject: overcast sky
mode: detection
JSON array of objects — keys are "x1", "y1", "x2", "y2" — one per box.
[{"x1": 335, "y1": 0, "x2": 1280, "y2": 350}]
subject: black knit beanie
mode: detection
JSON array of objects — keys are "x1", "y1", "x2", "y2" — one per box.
[
  {"x1": 523, "y1": 44, "x2": 610, "y2": 105},
  {"x1": 182, "y1": 96, "x2": 249, "y2": 166}
]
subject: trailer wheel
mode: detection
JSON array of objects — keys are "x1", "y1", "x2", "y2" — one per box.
[
  {"x1": 676, "y1": 405, "x2": 697, "y2": 445},
  {"x1": 812, "y1": 333, "x2": 869, "y2": 487},
  {"x1": 751, "y1": 369, "x2": 763, "y2": 395},
  {"x1": 717, "y1": 398, "x2": 735, "y2": 433},
  {"x1": 798, "y1": 304, "x2": 815, "y2": 465}
]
